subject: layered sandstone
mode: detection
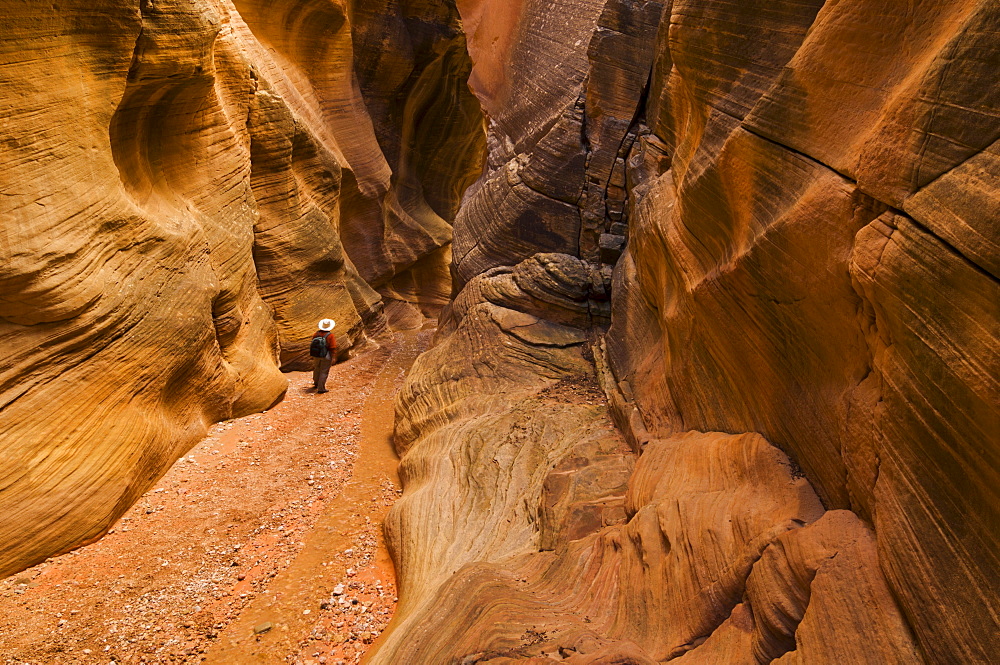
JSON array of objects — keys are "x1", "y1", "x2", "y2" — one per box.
[
  {"x1": 0, "y1": 0, "x2": 483, "y2": 577},
  {"x1": 2, "y1": 0, "x2": 996, "y2": 661},
  {"x1": 374, "y1": 254, "x2": 921, "y2": 664},
  {"x1": 375, "y1": 0, "x2": 999, "y2": 663}
]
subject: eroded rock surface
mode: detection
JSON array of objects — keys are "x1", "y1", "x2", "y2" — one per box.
[
  {"x1": 375, "y1": 0, "x2": 999, "y2": 663},
  {"x1": 0, "y1": 0, "x2": 483, "y2": 577},
  {"x1": 2, "y1": 0, "x2": 996, "y2": 661},
  {"x1": 373, "y1": 255, "x2": 922, "y2": 664}
]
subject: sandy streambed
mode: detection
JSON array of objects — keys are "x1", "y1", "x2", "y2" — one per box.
[{"x1": 0, "y1": 330, "x2": 431, "y2": 665}]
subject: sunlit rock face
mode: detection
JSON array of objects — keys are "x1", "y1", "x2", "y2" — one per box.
[
  {"x1": 0, "y1": 0, "x2": 483, "y2": 578},
  {"x1": 374, "y1": 0, "x2": 999, "y2": 663}
]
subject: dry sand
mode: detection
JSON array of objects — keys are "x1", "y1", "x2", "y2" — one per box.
[{"x1": 0, "y1": 330, "x2": 432, "y2": 665}]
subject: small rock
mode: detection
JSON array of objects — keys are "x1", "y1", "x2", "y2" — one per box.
[
  {"x1": 332, "y1": 584, "x2": 345, "y2": 596},
  {"x1": 253, "y1": 622, "x2": 273, "y2": 635}
]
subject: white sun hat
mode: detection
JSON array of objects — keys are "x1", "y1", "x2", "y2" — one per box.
[{"x1": 318, "y1": 319, "x2": 336, "y2": 331}]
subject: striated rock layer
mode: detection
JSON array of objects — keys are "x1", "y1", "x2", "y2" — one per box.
[
  {"x1": 0, "y1": 0, "x2": 483, "y2": 577},
  {"x1": 375, "y1": 0, "x2": 999, "y2": 663},
  {"x1": 374, "y1": 254, "x2": 921, "y2": 664}
]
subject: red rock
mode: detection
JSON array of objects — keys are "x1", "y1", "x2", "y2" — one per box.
[{"x1": 374, "y1": 0, "x2": 998, "y2": 662}]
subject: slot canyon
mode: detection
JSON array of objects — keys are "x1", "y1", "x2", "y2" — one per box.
[{"x1": 0, "y1": 0, "x2": 997, "y2": 663}]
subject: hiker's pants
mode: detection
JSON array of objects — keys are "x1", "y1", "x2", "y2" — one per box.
[{"x1": 313, "y1": 355, "x2": 332, "y2": 391}]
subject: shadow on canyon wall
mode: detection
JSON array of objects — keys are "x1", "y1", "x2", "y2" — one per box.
[{"x1": 0, "y1": 1, "x2": 997, "y2": 664}]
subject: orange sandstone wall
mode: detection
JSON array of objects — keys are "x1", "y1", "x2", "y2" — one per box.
[
  {"x1": 0, "y1": 0, "x2": 483, "y2": 578},
  {"x1": 373, "y1": 1, "x2": 999, "y2": 663},
  {"x1": 610, "y1": 2, "x2": 999, "y2": 661}
]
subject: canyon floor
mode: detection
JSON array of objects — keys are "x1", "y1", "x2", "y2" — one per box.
[{"x1": 0, "y1": 329, "x2": 434, "y2": 665}]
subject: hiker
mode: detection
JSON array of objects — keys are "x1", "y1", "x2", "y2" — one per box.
[{"x1": 310, "y1": 319, "x2": 337, "y2": 394}]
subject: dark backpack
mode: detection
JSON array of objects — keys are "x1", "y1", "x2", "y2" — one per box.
[{"x1": 310, "y1": 334, "x2": 330, "y2": 358}]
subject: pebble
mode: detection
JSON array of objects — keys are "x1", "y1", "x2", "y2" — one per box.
[{"x1": 0, "y1": 369, "x2": 402, "y2": 662}]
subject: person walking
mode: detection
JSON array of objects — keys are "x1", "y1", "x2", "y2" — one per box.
[{"x1": 310, "y1": 319, "x2": 337, "y2": 394}]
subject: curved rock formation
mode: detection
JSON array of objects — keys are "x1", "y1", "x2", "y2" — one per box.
[
  {"x1": 374, "y1": 254, "x2": 922, "y2": 664},
  {"x1": 606, "y1": 2, "x2": 1000, "y2": 660},
  {"x1": 374, "y1": 0, "x2": 999, "y2": 663},
  {"x1": 0, "y1": 0, "x2": 483, "y2": 577},
  {"x1": 1, "y1": 0, "x2": 996, "y2": 661}
]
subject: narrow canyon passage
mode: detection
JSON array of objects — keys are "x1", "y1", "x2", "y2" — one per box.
[
  {"x1": 0, "y1": 0, "x2": 996, "y2": 663},
  {"x1": 0, "y1": 330, "x2": 432, "y2": 665}
]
